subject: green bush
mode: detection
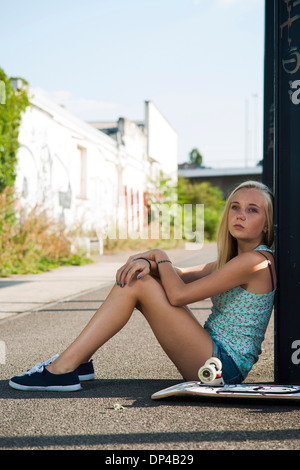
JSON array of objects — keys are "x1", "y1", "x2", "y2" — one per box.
[
  {"x1": 0, "y1": 69, "x2": 29, "y2": 192},
  {"x1": 176, "y1": 177, "x2": 225, "y2": 241}
]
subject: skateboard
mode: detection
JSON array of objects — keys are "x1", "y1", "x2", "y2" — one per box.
[{"x1": 151, "y1": 357, "x2": 300, "y2": 402}]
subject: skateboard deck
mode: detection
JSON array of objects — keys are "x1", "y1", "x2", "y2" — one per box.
[{"x1": 151, "y1": 382, "x2": 300, "y2": 401}]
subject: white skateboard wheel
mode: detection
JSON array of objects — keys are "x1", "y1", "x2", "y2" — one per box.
[
  {"x1": 205, "y1": 357, "x2": 222, "y2": 371},
  {"x1": 198, "y1": 364, "x2": 217, "y2": 383}
]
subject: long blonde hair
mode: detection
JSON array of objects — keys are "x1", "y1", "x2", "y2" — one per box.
[{"x1": 216, "y1": 181, "x2": 274, "y2": 270}]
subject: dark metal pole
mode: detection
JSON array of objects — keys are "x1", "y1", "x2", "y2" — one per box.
[{"x1": 274, "y1": 0, "x2": 300, "y2": 385}]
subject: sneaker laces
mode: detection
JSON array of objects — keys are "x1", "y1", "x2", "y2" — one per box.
[{"x1": 25, "y1": 354, "x2": 59, "y2": 376}]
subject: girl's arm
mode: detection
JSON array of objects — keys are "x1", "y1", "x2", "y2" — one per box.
[
  {"x1": 116, "y1": 248, "x2": 271, "y2": 306},
  {"x1": 116, "y1": 250, "x2": 215, "y2": 286},
  {"x1": 174, "y1": 262, "x2": 216, "y2": 283},
  {"x1": 152, "y1": 249, "x2": 270, "y2": 306}
]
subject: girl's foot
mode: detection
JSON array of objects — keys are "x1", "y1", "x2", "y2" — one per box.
[{"x1": 8, "y1": 355, "x2": 95, "y2": 391}]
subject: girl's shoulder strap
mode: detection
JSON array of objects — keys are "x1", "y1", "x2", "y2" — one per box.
[
  {"x1": 254, "y1": 245, "x2": 274, "y2": 255},
  {"x1": 254, "y1": 245, "x2": 275, "y2": 291}
]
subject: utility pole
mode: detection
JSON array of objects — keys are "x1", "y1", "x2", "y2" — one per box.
[{"x1": 270, "y1": 0, "x2": 300, "y2": 384}]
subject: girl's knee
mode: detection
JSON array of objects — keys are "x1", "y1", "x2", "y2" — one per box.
[{"x1": 129, "y1": 275, "x2": 162, "y2": 300}]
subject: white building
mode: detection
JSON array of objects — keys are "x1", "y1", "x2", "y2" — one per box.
[{"x1": 15, "y1": 88, "x2": 178, "y2": 245}]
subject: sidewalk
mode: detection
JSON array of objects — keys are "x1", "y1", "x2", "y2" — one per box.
[{"x1": 0, "y1": 244, "x2": 217, "y2": 321}]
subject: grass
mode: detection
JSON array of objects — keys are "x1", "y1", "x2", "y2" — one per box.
[
  {"x1": 103, "y1": 226, "x2": 185, "y2": 254},
  {"x1": 0, "y1": 188, "x2": 93, "y2": 277}
]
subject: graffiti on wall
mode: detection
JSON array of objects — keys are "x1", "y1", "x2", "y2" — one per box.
[{"x1": 280, "y1": 0, "x2": 300, "y2": 104}]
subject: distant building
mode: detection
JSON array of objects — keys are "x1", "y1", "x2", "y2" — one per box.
[
  {"x1": 178, "y1": 165, "x2": 262, "y2": 198},
  {"x1": 15, "y1": 89, "x2": 178, "y2": 245},
  {"x1": 88, "y1": 100, "x2": 178, "y2": 184}
]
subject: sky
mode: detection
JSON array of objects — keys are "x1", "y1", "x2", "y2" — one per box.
[{"x1": 0, "y1": 0, "x2": 265, "y2": 168}]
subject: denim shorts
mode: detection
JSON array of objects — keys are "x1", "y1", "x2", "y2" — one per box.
[{"x1": 212, "y1": 338, "x2": 244, "y2": 385}]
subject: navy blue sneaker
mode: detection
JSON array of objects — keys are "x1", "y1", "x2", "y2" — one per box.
[
  {"x1": 9, "y1": 355, "x2": 81, "y2": 392},
  {"x1": 35, "y1": 354, "x2": 95, "y2": 381},
  {"x1": 77, "y1": 360, "x2": 95, "y2": 381}
]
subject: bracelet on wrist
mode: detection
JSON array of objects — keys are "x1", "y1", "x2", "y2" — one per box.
[
  {"x1": 136, "y1": 257, "x2": 152, "y2": 270},
  {"x1": 156, "y1": 259, "x2": 172, "y2": 267}
]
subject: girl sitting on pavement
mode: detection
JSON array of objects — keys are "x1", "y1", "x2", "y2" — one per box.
[{"x1": 9, "y1": 180, "x2": 276, "y2": 391}]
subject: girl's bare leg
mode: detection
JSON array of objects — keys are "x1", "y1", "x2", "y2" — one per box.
[{"x1": 47, "y1": 275, "x2": 213, "y2": 381}]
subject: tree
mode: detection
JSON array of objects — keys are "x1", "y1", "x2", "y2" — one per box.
[
  {"x1": 189, "y1": 148, "x2": 203, "y2": 167},
  {"x1": 0, "y1": 69, "x2": 29, "y2": 192},
  {"x1": 176, "y1": 177, "x2": 224, "y2": 241}
]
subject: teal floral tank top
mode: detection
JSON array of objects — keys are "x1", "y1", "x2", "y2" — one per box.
[{"x1": 204, "y1": 245, "x2": 276, "y2": 379}]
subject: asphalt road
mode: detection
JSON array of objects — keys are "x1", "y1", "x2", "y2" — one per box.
[{"x1": 0, "y1": 244, "x2": 300, "y2": 452}]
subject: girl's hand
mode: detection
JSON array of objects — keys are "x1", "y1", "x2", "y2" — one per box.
[
  {"x1": 127, "y1": 249, "x2": 161, "y2": 263},
  {"x1": 115, "y1": 249, "x2": 167, "y2": 286},
  {"x1": 116, "y1": 258, "x2": 150, "y2": 286}
]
